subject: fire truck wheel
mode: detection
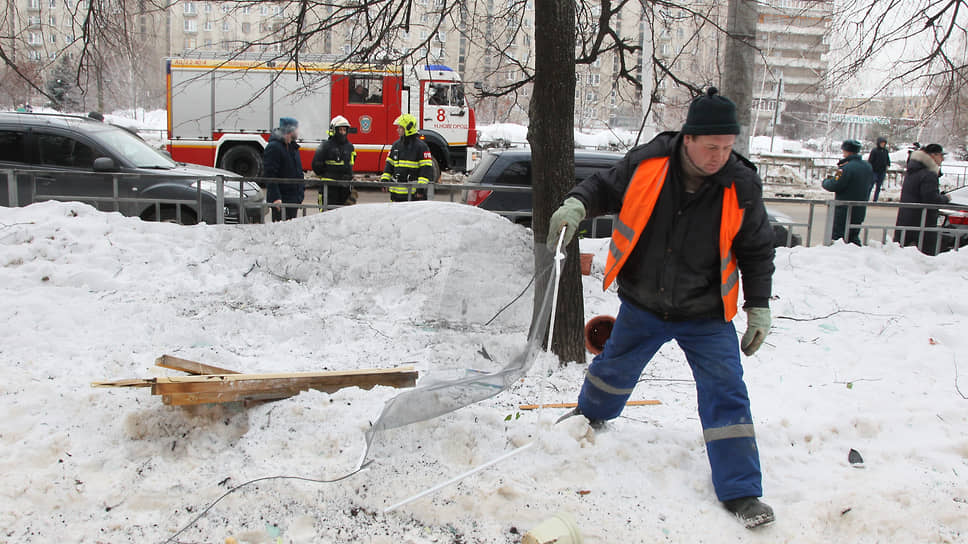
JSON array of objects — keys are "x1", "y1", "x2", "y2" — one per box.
[{"x1": 220, "y1": 145, "x2": 263, "y2": 178}]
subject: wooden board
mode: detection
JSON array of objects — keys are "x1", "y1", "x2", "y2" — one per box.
[
  {"x1": 154, "y1": 354, "x2": 240, "y2": 375},
  {"x1": 518, "y1": 400, "x2": 661, "y2": 410},
  {"x1": 94, "y1": 366, "x2": 418, "y2": 406}
]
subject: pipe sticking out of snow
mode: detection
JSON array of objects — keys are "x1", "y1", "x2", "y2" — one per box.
[{"x1": 383, "y1": 442, "x2": 535, "y2": 513}]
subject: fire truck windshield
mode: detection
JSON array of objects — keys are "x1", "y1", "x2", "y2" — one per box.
[{"x1": 427, "y1": 83, "x2": 465, "y2": 107}]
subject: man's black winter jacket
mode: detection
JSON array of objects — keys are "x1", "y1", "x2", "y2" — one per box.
[{"x1": 567, "y1": 132, "x2": 775, "y2": 321}]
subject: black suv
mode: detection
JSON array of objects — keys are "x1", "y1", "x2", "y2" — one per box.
[
  {"x1": 0, "y1": 112, "x2": 264, "y2": 224},
  {"x1": 464, "y1": 148, "x2": 802, "y2": 247}
]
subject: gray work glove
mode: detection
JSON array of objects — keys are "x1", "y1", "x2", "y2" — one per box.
[
  {"x1": 546, "y1": 197, "x2": 586, "y2": 250},
  {"x1": 741, "y1": 307, "x2": 771, "y2": 356}
]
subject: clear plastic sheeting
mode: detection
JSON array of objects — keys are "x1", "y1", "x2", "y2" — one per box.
[{"x1": 361, "y1": 245, "x2": 558, "y2": 467}]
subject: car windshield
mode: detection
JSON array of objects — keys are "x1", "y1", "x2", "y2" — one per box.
[{"x1": 92, "y1": 124, "x2": 176, "y2": 169}]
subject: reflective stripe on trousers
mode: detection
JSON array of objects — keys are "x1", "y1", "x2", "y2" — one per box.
[{"x1": 576, "y1": 298, "x2": 762, "y2": 501}]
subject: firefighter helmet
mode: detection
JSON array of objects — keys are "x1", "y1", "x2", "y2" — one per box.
[
  {"x1": 330, "y1": 115, "x2": 351, "y2": 129},
  {"x1": 394, "y1": 113, "x2": 419, "y2": 137}
]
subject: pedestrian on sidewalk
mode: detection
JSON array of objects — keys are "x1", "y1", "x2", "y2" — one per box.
[{"x1": 867, "y1": 137, "x2": 890, "y2": 202}]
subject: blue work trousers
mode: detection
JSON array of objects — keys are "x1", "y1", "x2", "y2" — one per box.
[{"x1": 577, "y1": 299, "x2": 763, "y2": 501}]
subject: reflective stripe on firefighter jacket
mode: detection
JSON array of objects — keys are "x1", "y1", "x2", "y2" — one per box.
[
  {"x1": 381, "y1": 135, "x2": 434, "y2": 196},
  {"x1": 312, "y1": 137, "x2": 356, "y2": 181},
  {"x1": 603, "y1": 156, "x2": 746, "y2": 322}
]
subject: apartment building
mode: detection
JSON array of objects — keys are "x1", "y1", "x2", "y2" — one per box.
[
  {"x1": 752, "y1": 0, "x2": 834, "y2": 139},
  {"x1": 2, "y1": 0, "x2": 167, "y2": 109}
]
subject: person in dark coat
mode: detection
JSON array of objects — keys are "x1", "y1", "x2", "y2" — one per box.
[
  {"x1": 548, "y1": 88, "x2": 776, "y2": 529},
  {"x1": 822, "y1": 139, "x2": 874, "y2": 245},
  {"x1": 263, "y1": 117, "x2": 305, "y2": 221},
  {"x1": 894, "y1": 143, "x2": 950, "y2": 255},
  {"x1": 867, "y1": 137, "x2": 890, "y2": 202},
  {"x1": 312, "y1": 115, "x2": 356, "y2": 208}
]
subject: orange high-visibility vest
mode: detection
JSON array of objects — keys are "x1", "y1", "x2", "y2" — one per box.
[{"x1": 603, "y1": 157, "x2": 746, "y2": 321}]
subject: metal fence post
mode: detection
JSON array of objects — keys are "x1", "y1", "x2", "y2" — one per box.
[
  {"x1": 4, "y1": 169, "x2": 16, "y2": 207},
  {"x1": 216, "y1": 175, "x2": 225, "y2": 224},
  {"x1": 822, "y1": 200, "x2": 836, "y2": 245}
]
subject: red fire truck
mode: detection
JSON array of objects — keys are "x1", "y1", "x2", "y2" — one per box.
[{"x1": 165, "y1": 58, "x2": 476, "y2": 179}]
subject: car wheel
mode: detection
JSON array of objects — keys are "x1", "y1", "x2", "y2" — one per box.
[
  {"x1": 219, "y1": 145, "x2": 263, "y2": 177},
  {"x1": 142, "y1": 205, "x2": 198, "y2": 226},
  {"x1": 772, "y1": 225, "x2": 801, "y2": 248},
  {"x1": 430, "y1": 156, "x2": 442, "y2": 183}
]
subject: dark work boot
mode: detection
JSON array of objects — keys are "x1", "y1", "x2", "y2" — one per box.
[
  {"x1": 555, "y1": 407, "x2": 606, "y2": 430},
  {"x1": 722, "y1": 497, "x2": 775, "y2": 529}
]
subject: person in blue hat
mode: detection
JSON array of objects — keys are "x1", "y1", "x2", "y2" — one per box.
[
  {"x1": 822, "y1": 139, "x2": 873, "y2": 245},
  {"x1": 263, "y1": 117, "x2": 305, "y2": 221}
]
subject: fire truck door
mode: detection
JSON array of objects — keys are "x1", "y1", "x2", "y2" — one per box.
[{"x1": 421, "y1": 81, "x2": 466, "y2": 145}]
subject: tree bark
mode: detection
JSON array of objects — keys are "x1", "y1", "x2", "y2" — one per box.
[
  {"x1": 529, "y1": 0, "x2": 585, "y2": 365},
  {"x1": 722, "y1": 0, "x2": 757, "y2": 157}
]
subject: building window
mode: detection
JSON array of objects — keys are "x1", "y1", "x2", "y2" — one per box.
[
  {"x1": 28, "y1": 32, "x2": 41, "y2": 45},
  {"x1": 260, "y1": 4, "x2": 268, "y2": 15},
  {"x1": 49, "y1": 0, "x2": 56, "y2": 7},
  {"x1": 29, "y1": 50, "x2": 42, "y2": 60},
  {"x1": 242, "y1": 22, "x2": 250, "y2": 33},
  {"x1": 183, "y1": 2, "x2": 196, "y2": 14},
  {"x1": 242, "y1": 5, "x2": 250, "y2": 14},
  {"x1": 49, "y1": 33, "x2": 57, "y2": 43},
  {"x1": 184, "y1": 37, "x2": 197, "y2": 49},
  {"x1": 29, "y1": 0, "x2": 40, "y2": 9},
  {"x1": 274, "y1": 6, "x2": 283, "y2": 17},
  {"x1": 204, "y1": 2, "x2": 212, "y2": 12},
  {"x1": 222, "y1": 21, "x2": 230, "y2": 31},
  {"x1": 204, "y1": 21, "x2": 212, "y2": 31},
  {"x1": 48, "y1": 15, "x2": 56, "y2": 25},
  {"x1": 184, "y1": 19, "x2": 197, "y2": 32}
]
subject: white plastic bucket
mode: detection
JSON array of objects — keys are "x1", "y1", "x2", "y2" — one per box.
[{"x1": 522, "y1": 511, "x2": 583, "y2": 544}]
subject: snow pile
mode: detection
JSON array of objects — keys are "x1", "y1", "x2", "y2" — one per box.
[{"x1": 2, "y1": 200, "x2": 968, "y2": 542}]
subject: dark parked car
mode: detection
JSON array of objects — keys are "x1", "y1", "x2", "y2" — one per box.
[
  {"x1": 939, "y1": 185, "x2": 968, "y2": 251},
  {"x1": 464, "y1": 148, "x2": 802, "y2": 247},
  {"x1": 0, "y1": 112, "x2": 264, "y2": 224}
]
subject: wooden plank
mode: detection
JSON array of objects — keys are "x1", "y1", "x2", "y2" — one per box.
[
  {"x1": 150, "y1": 367, "x2": 418, "y2": 396},
  {"x1": 154, "y1": 354, "x2": 240, "y2": 375},
  {"x1": 517, "y1": 400, "x2": 661, "y2": 410},
  {"x1": 152, "y1": 366, "x2": 416, "y2": 383},
  {"x1": 162, "y1": 390, "x2": 298, "y2": 406},
  {"x1": 92, "y1": 378, "x2": 156, "y2": 388}
]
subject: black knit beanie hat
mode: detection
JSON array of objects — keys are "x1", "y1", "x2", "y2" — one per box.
[{"x1": 681, "y1": 87, "x2": 740, "y2": 135}]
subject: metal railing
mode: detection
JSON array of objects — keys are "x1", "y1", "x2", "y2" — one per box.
[
  {"x1": 2, "y1": 169, "x2": 262, "y2": 225},
  {"x1": 4, "y1": 168, "x2": 965, "y2": 254}
]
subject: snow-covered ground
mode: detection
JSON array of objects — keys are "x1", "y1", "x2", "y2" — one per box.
[{"x1": 1, "y1": 200, "x2": 966, "y2": 543}]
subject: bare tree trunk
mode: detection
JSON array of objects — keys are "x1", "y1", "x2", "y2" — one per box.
[
  {"x1": 529, "y1": 0, "x2": 585, "y2": 365},
  {"x1": 722, "y1": 0, "x2": 757, "y2": 156}
]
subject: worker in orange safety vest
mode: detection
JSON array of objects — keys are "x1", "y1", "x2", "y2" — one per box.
[{"x1": 548, "y1": 88, "x2": 777, "y2": 529}]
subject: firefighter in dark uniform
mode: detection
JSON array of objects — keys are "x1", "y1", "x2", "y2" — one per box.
[
  {"x1": 312, "y1": 115, "x2": 356, "y2": 208},
  {"x1": 381, "y1": 114, "x2": 434, "y2": 202}
]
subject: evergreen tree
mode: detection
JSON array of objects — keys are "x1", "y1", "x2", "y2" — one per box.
[{"x1": 46, "y1": 56, "x2": 82, "y2": 112}]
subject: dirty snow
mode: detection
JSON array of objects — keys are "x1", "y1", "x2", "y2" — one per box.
[{"x1": 0, "y1": 200, "x2": 966, "y2": 543}]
